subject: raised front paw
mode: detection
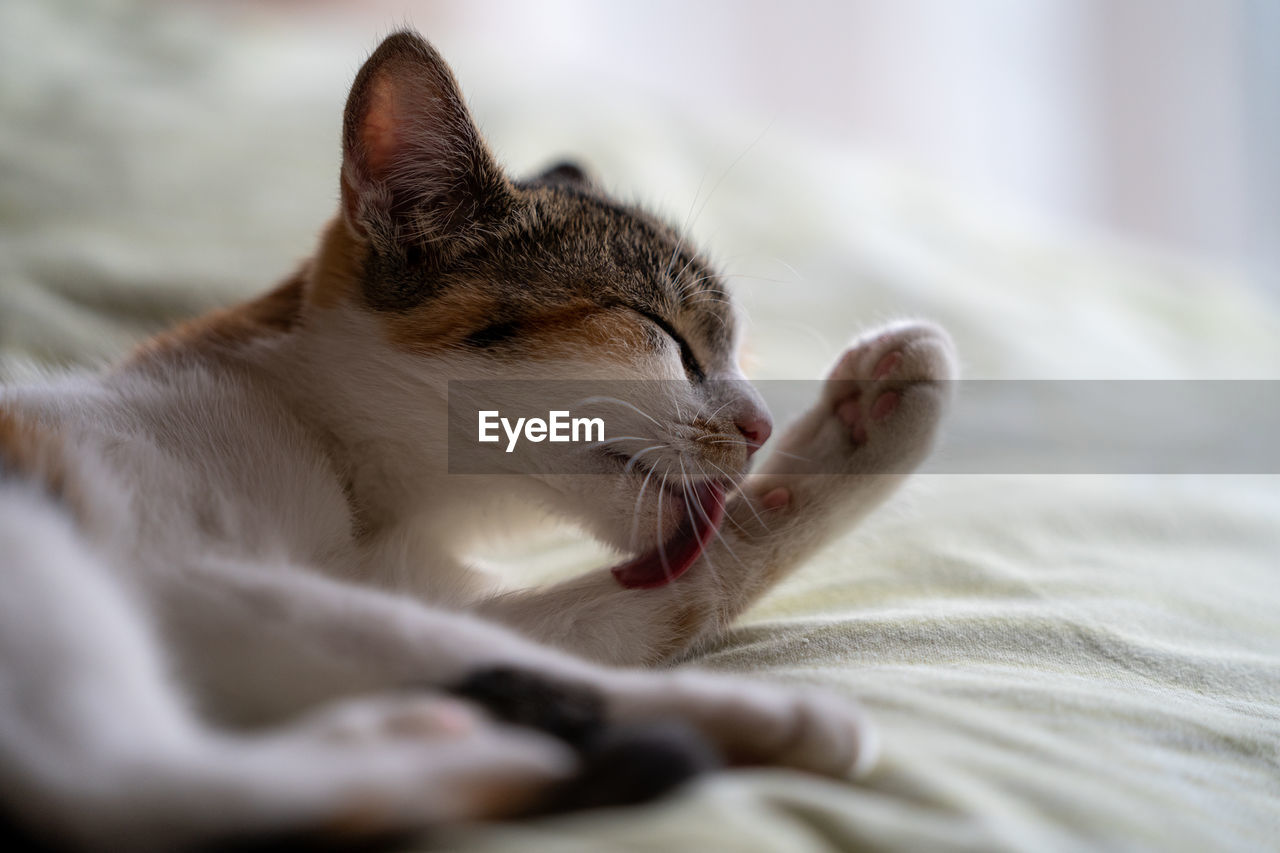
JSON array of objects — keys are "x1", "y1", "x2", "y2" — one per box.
[
  {"x1": 752, "y1": 321, "x2": 955, "y2": 490},
  {"x1": 820, "y1": 320, "x2": 956, "y2": 473},
  {"x1": 725, "y1": 320, "x2": 954, "y2": 539}
]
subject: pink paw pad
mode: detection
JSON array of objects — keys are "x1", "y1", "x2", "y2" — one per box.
[
  {"x1": 835, "y1": 397, "x2": 869, "y2": 443},
  {"x1": 870, "y1": 391, "x2": 899, "y2": 422},
  {"x1": 836, "y1": 397, "x2": 862, "y2": 429},
  {"x1": 872, "y1": 350, "x2": 901, "y2": 380}
]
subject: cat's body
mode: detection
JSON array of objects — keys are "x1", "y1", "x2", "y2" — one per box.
[{"x1": 0, "y1": 32, "x2": 955, "y2": 851}]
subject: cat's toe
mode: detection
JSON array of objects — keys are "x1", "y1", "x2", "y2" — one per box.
[
  {"x1": 827, "y1": 320, "x2": 957, "y2": 388},
  {"x1": 294, "y1": 693, "x2": 484, "y2": 745},
  {"x1": 774, "y1": 688, "x2": 880, "y2": 778},
  {"x1": 609, "y1": 672, "x2": 877, "y2": 779},
  {"x1": 712, "y1": 683, "x2": 878, "y2": 777}
]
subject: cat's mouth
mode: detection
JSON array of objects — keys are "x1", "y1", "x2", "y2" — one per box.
[{"x1": 611, "y1": 480, "x2": 727, "y2": 589}]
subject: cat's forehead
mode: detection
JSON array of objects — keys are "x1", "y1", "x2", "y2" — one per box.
[{"x1": 455, "y1": 186, "x2": 727, "y2": 315}]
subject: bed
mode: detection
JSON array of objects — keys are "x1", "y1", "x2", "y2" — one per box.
[{"x1": 3, "y1": 2, "x2": 1278, "y2": 850}]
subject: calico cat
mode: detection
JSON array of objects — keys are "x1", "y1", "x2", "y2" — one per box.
[{"x1": 0, "y1": 30, "x2": 955, "y2": 851}]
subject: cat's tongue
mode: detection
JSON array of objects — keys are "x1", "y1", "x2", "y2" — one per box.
[{"x1": 611, "y1": 482, "x2": 726, "y2": 589}]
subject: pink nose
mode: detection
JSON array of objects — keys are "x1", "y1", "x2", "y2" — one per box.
[{"x1": 735, "y1": 409, "x2": 773, "y2": 456}]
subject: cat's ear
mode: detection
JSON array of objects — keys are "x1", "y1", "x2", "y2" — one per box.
[
  {"x1": 340, "y1": 31, "x2": 513, "y2": 254},
  {"x1": 535, "y1": 160, "x2": 595, "y2": 188}
]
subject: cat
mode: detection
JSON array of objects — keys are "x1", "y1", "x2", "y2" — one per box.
[{"x1": 0, "y1": 30, "x2": 955, "y2": 852}]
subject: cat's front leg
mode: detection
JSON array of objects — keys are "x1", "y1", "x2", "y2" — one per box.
[
  {"x1": 481, "y1": 321, "x2": 955, "y2": 665},
  {"x1": 653, "y1": 320, "x2": 957, "y2": 651}
]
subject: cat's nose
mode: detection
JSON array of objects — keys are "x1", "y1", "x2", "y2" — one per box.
[{"x1": 735, "y1": 408, "x2": 773, "y2": 456}]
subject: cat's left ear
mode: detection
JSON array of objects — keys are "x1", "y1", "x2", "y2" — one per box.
[{"x1": 340, "y1": 31, "x2": 513, "y2": 255}]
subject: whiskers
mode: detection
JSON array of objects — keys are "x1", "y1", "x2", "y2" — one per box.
[
  {"x1": 622, "y1": 445, "x2": 662, "y2": 475},
  {"x1": 628, "y1": 458, "x2": 661, "y2": 555},
  {"x1": 572, "y1": 397, "x2": 774, "y2": 580},
  {"x1": 576, "y1": 395, "x2": 667, "y2": 432},
  {"x1": 662, "y1": 116, "x2": 776, "y2": 289},
  {"x1": 679, "y1": 458, "x2": 758, "y2": 596},
  {"x1": 655, "y1": 468, "x2": 672, "y2": 581},
  {"x1": 701, "y1": 457, "x2": 772, "y2": 536}
]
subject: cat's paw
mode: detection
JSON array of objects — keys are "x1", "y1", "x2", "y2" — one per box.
[
  {"x1": 446, "y1": 665, "x2": 874, "y2": 780},
  {"x1": 746, "y1": 321, "x2": 954, "y2": 517},
  {"x1": 610, "y1": 671, "x2": 878, "y2": 778},
  {"x1": 820, "y1": 320, "x2": 956, "y2": 452},
  {"x1": 262, "y1": 693, "x2": 577, "y2": 828}
]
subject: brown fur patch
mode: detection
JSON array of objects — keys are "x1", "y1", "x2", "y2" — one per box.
[
  {"x1": 304, "y1": 201, "x2": 673, "y2": 363},
  {"x1": 382, "y1": 293, "x2": 651, "y2": 363},
  {"x1": 127, "y1": 264, "x2": 308, "y2": 367},
  {"x1": 381, "y1": 287, "x2": 501, "y2": 355},
  {"x1": 308, "y1": 216, "x2": 369, "y2": 310},
  {"x1": 0, "y1": 408, "x2": 81, "y2": 515}
]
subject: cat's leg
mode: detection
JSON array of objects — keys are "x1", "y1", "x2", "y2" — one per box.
[
  {"x1": 0, "y1": 484, "x2": 573, "y2": 851},
  {"x1": 478, "y1": 321, "x2": 955, "y2": 665},
  {"x1": 142, "y1": 549, "x2": 872, "y2": 779}
]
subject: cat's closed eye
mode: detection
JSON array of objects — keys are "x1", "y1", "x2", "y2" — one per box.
[{"x1": 632, "y1": 309, "x2": 705, "y2": 382}]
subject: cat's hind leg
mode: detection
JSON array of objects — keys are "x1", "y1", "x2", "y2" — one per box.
[
  {"x1": 0, "y1": 483, "x2": 573, "y2": 851},
  {"x1": 125, "y1": 547, "x2": 871, "y2": 785}
]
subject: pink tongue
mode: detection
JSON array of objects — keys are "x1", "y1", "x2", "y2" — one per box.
[{"x1": 611, "y1": 483, "x2": 726, "y2": 589}]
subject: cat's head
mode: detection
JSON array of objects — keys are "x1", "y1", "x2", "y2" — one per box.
[{"x1": 309, "y1": 31, "x2": 771, "y2": 584}]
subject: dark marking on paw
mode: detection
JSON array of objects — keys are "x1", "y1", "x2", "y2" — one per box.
[
  {"x1": 449, "y1": 666, "x2": 606, "y2": 749},
  {"x1": 539, "y1": 721, "x2": 720, "y2": 813}
]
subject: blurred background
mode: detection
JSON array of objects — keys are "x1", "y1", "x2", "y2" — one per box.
[
  {"x1": 3, "y1": 0, "x2": 1278, "y2": 376},
  {"x1": 208, "y1": 0, "x2": 1279, "y2": 292}
]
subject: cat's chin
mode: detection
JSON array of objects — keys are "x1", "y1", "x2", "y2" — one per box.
[{"x1": 610, "y1": 482, "x2": 726, "y2": 589}]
